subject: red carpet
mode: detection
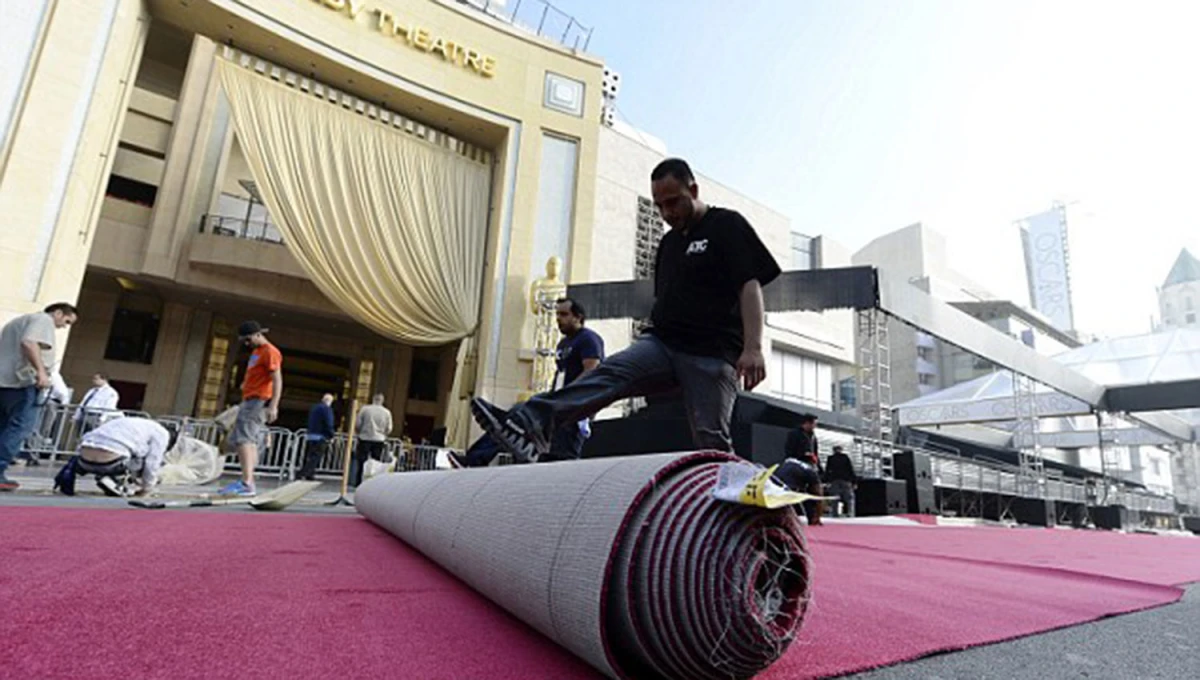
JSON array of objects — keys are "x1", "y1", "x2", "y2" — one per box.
[{"x1": 2, "y1": 508, "x2": 1197, "y2": 679}]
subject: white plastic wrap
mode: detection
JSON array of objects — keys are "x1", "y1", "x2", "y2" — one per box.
[{"x1": 158, "y1": 436, "x2": 225, "y2": 486}]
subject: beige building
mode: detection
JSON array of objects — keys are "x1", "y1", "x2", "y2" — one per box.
[
  {"x1": 2, "y1": 0, "x2": 608, "y2": 442},
  {"x1": 2, "y1": 0, "x2": 854, "y2": 444}
]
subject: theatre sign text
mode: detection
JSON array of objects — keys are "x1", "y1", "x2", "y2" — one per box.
[{"x1": 313, "y1": 0, "x2": 498, "y2": 78}]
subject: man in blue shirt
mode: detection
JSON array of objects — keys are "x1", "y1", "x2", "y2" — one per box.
[
  {"x1": 298, "y1": 393, "x2": 335, "y2": 480},
  {"x1": 543, "y1": 298, "x2": 604, "y2": 462},
  {"x1": 451, "y1": 298, "x2": 603, "y2": 467}
]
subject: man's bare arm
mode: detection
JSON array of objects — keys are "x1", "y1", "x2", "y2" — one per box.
[
  {"x1": 736, "y1": 280, "x2": 767, "y2": 390},
  {"x1": 21, "y1": 340, "x2": 49, "y2": 388},
  {"x1": 267, "y1": 370, "x2": 283, "y2": 423}
]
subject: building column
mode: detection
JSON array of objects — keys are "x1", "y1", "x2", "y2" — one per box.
[
  {"x1": 141, "y1": 35, "x2": 228, "y2": 278},
  {"x1": 171, "y1": 308, "x2": 213, "y2": 415},
  {"x1": 142, "y1": 302, "x2": 192, "y2": 413},
  {"x1": 0, "y1": 0, "x2": 148, "y2": 326}
]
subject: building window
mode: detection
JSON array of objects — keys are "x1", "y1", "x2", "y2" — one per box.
[
  {"x1": 1188, "y1": 298, "x2": 1194, "y2": 312},
  {"x1": 1149, "y1": 458, "x2": 1163, "y2": 477},
  {"x1": 208, "y1": 192, "x2": 283, "y2": 244},
  {"x1": 918, "y1": 373, "x2": 935, "y2": 386},
  {"x1": 838, "y1": 377, "x2": 857, "y2": 410},
  {"x1": 408, "y1": 358, "x2": 440, "y2": 402},
  {"x1": 1188, "y1": 313, "x2": 1197, "y2": 325},
  {"x1": 791, "y1": 232, "x2": 813, "y2": 270},
  {"x1": 770, "y1": 348, "x2": 833, "y2": 409},
  {"x1": 529, "y1": 133, "x2": 579, "y2": 285},
  {"x1": 104, "y1": 306, "x2": 161, "y2": 365},
  {"x1": 916, "y1": 346, "x2": 934, "y2": 362},
  {"x1": 106, "y1": 175, "x2": 158, "y2": 207}
]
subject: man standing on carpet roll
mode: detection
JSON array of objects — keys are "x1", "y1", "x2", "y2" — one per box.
[
  {"x1": 471, "y1": 157, "x2": 780, "y2": 461},
  {"x1": 219, "y1": 321, "x2": 283, "y2": 497}
]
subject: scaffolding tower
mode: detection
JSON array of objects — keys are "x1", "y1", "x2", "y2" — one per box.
[
  {"x1": 1010, "y1": 371, "x2": 1046, "y2": 498},
  {"x1": 856, "y1": 309, "x2": 893, "y2": 477}
]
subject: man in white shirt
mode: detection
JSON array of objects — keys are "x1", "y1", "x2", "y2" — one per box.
[
  {"x1": 0, "y1": 302, "x2": 78, "y2": 491},
  {"x1": 55, "y1": 416, "x2": 177, "y2": 497},
  {"x1": 351, "y1": 393, "x2": 393, "y2": 487},
  {"x1": 75, "y1": 373, "x2": 120, "y2": 432}
]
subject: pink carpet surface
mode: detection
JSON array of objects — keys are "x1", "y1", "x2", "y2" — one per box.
[{"x1": 2, "y1": 507, "x2": 1198, "y2": 679}]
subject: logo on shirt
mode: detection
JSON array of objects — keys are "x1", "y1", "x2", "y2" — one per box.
[
  {"x1": 686, "y1": 239, "x2": 709, "y2": 256},
  {"x1": 248, "y1": 354, "x2": 260, "y2": 368}
]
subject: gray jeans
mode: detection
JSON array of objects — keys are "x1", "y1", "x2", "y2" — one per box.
[
  {"x1": 828, "y1": 480, "x2": 856, "y2": 518},
  {"x1": 520, "y1": 335, "x2": 739, "y2": 452}
]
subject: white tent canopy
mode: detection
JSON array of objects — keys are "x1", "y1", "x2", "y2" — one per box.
[{"x1": 897, "y1": 328, "x2": 1200, "y2": 445}]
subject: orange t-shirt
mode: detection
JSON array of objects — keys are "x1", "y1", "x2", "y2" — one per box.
[{"x1": 242, "y1": 342, "x2": 282, "y2": 401}]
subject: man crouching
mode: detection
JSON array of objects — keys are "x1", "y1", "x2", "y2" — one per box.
[{"x1": 55, "y1": 416, "x2": 178, "y2": 497}]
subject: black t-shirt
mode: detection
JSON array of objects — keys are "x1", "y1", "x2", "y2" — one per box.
[
  {"x1": 555, "y1": 327, "x2": 604, "y2": 387},
  {"x1": 786, "y1": 428, "x2": 820, "y2": 469},
  {"x1": 647, "y1": 207, "x2": 781, "y2": 364}
]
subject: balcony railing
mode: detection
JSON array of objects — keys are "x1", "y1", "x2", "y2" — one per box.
[
  {"x1": 200, "y1": 214, "x2": 284, "y2": 245},
  {"x1": 458, "y1": 0, "x2": 594, "y2": 52}
]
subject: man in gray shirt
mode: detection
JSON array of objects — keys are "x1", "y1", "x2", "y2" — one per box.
[
  {"x1": 0, "y1": 303, "x2": 78, "y2": 490},
  {"x1": 351, "y1": 393, "x2": 393, "y2": 487}
]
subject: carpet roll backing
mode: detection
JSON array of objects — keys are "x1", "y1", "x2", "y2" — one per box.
[{"x1": 356, "y1": 452, "x2": 811, "y2": 679}]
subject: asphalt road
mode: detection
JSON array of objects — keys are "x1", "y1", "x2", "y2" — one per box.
[{"x1": 848, "y1": 585, "x2": 1200, "y2": 680}]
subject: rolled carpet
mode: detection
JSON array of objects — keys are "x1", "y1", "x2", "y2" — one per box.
[{"x1": 356, "y1": 451, "x2": 810, "y2": 679}]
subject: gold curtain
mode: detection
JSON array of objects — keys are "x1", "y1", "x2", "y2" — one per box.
[
  {"x1": 217, "y1": 60, "x2": 489, "y2": 445},
  {"x1": 217, "y1": 59, "x2": 489, "y2": 345}
]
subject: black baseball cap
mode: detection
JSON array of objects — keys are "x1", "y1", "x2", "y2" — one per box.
[{"x1": 237, "y1": 320, "x2": 269, "y2": 338}]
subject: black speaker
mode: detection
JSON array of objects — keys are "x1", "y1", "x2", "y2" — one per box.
[
  {"x1": 1012, "y1": 498, "x2": 1056, "y2": 527},
  {"x1": 892, "y1": 450, "x2": 935, "y2": 515},
  {"x1": 1183, "y1": 516, "x2": 1200, "y2": 535},
  {"x1": 1091, "y1": 505, "x2": 1127, "y2": 530},
  {"x1": 856, "y1": 479, "x2": 907, "y2": 516},
  {"x1": 583, "y1": 413, "x2": 692, "y2": 458}
]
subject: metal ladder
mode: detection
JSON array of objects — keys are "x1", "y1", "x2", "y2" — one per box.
[
  {"x1": 1010, "y1": 371, "x2": 1046, "y2": 499},
  {"x1": 856, "y1": 309, "x2": 894, "y2": 478}
]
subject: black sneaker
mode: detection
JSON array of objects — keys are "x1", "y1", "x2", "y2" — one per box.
[{"x1": 469, "y1": 398, "x2": 540, "y2": 463}]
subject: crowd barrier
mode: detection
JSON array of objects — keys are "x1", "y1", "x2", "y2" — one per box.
[
  {"x1": 21, "y1": 403, "x2": 463, "y2": 482},
  {"x1": 20, "y1": 403, "x2": 1180, "y2": 515}
]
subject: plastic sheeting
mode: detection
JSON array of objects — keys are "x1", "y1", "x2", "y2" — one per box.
[{"x1": 158, "y1": 437, "x2": 224, "y2": 486}]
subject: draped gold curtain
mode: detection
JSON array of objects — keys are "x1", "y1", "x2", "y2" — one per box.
[{"x1": 217, "y1": 60, "x2": 489, "y2": 445}]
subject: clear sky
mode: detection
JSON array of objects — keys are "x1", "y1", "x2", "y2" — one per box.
[{"x1": 539, "y1": 0, "x2": 1200, "y2": 338}]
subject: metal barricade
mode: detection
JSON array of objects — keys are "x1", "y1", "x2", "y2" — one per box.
[{"x1": 23, "y1": 403, "x2": 152, "y2": 463}]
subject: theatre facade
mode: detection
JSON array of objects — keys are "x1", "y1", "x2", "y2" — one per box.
[{"x1": 2, "y1": 0, "x2": 856, "y2": 443}]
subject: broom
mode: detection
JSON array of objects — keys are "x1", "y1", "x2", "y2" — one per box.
[{"x1": 128, "y1": 480, "x2": 321, "y2": 510}]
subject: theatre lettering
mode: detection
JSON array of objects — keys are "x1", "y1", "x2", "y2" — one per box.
[{"x1": 313, "y1": 0, "x2": 498, "y2": 78}]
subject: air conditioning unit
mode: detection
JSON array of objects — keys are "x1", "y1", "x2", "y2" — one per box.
[
  {"x1": 601, "y1": 104, "x2": 615, "y2": 127},
  {"x1": 602, "y1": 67, "x2": 621, "y2": 100}
]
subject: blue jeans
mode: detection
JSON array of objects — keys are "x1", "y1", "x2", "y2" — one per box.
[{"x1": 0, "y1": 386, "x2": 39, "y2": 476}]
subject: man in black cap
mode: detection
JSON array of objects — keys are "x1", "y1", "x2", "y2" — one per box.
[
  {"x1": 219, "y1": 321, "x2": 283, "y2": 496},
  {"x1": 470, "y1": 157, "x2": 780, "y2": 462}
]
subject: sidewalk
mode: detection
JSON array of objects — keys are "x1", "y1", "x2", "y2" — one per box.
[{"x1": 1, "y1": 459, "x2": 358, "y2": 514}]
